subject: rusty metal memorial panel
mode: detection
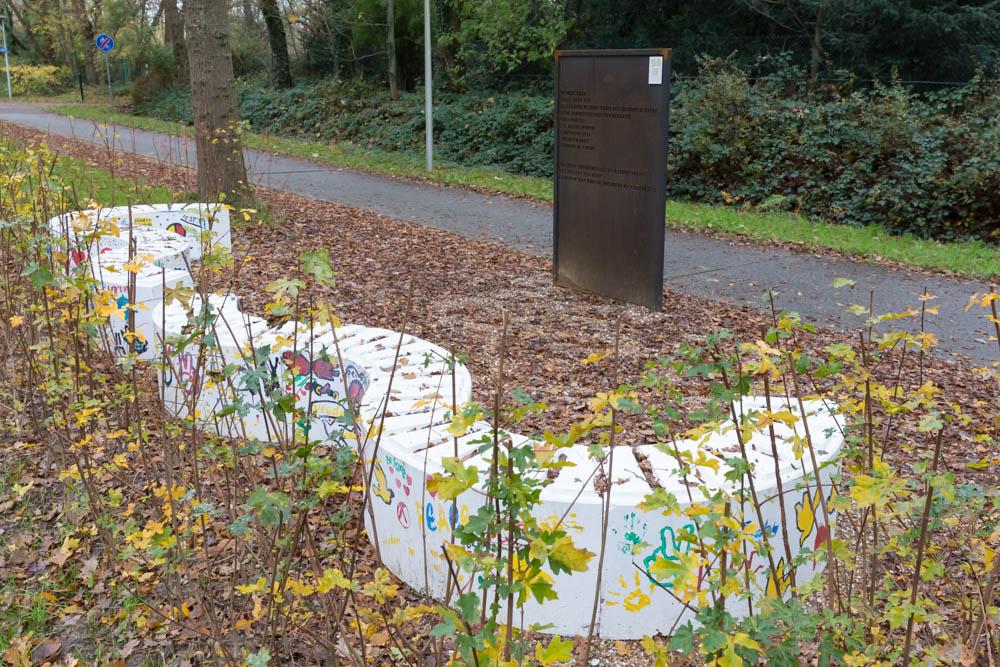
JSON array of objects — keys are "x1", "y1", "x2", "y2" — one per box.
[{"x1": 553, "y1": 49, "x2": 671, "y2": 310}]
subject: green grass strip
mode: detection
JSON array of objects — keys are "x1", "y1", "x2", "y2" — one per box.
[
  {"x1": 664, "y1": 201, "x2": 999, "y2": 281},
  {"x1": 2, "y1": 132, "x2": 178, "y2": 206}
]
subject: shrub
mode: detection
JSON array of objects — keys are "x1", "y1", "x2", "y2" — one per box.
[
  {"x1": 129, "y1": 45, "x2": 182, "y2": 108},
  {"x1": 8, "y1": 65, "x2": 71, "y2": 96},
  {"x1": 668, "y1": 59, "x2": 1000, "y2": 242},
  {"x1": 130, "y1": 70, "x2": 172, "y2": 108},
  {"x1": 136, "y1": 84, "x2": 193, "y2": 124},
  {"x1": 229, "y1": 78, "x2": 556, "y2": 177}
]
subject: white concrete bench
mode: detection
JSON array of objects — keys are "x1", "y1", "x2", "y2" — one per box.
[
  {"x1": 48, "y1": 203, "x2": 843, "y2": 639},
  {"x1": 48, "y1": 204, "x2": 231, "y2": 360},
  {"x1": 152, "y1": 292, "x2": 842, "y2": 639}
]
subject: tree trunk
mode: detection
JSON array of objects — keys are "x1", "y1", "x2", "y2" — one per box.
[
  {"x1": 1, "y1": 7, "x2": 26, "y2": 51},
  {"x1": 8, "y1": 0, "x2": 48, "y2": 62},
  {"x1": 386, "y1": 0, "x2": 399, "y2": 99},
  {"x1": 243, "y1": 0, "x2": 255, "y2": 29},
  {"x1": 259, "y1": 0, "x2": 292, "y2": 87},
  {"x1": 809, "y1": 2, "x2": 826, "y2": 86},
  {"x1": 162, "y1": 0, "x2": 188, "y2": 82},
  {"x1": 330, "y1": 21, "x2": 340, "y2": 79},
  {"x1": 185, "y1": 0, "x2": 249, "y2": 201},
  {"x1": 439, "y1": 0, "x2": 460, "y2": 88},
  {"x1": 70, "y1": 0, "x2": 98, "y2": 84}
]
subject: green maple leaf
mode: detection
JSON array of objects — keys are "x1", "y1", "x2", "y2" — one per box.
[
  {"x1": 299, "y1": 248, "x2": 336, "y2": 287},
  {"x1": 535, "y1": 636, "x2": 574, "y2": 665},
  {"x1": 426, "y1": 457, "x2": 478, "y2": 500}
]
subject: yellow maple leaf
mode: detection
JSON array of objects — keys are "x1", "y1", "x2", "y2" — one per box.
[
  {"x1": 93, "y1": 291, "x2": 124, "y2": 320},
  {"x1": 236, "y1": 577, "x2": 267, "y2": 595},
  {"x1": 580, "y1": 349, "x2": 610, "y2": 364},
  {"x1": 966, "y1": 291, "x2": 1000, "y2": 311},
  {"x1": 547, "y1": 535, "x2": 595, "y2": 573},
  {"x1": 285, "y1": 578, "x2": 315, "y2": 597},
  {"x1": 316, "y1": 567, "x2": 356, "y2": 593}
]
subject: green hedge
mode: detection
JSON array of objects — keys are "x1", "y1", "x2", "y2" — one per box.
[
  {"x1": 136, "y1": 80, "x2": 555, "y2": 178},
  {"x1": 670, "y1": 61, "x2": 1000, "y2": 243},
  {"x1": 136, "y1": 66, "x2": 1000, "y2": 243}
]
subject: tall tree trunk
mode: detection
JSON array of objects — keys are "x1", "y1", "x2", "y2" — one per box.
[
  {"x1": 162, "y1": 0, "x2": 188, "y2": 83},
  {"x1": 258, "y1": 0, "x2": 292, "y2": 87},
  {"x1": 242, "y1": 0, "x2": 255, "y2": 29},
  {"x1": 71, "y1": 0, "x2": 98, "y2": 83},
  {"x1": 439, "y1": 0, "x2": 460, "y2": 88},
  {"x1": 386, "y1": 0, "x2": 399, "y2": 99},
  {"x1": 1, "y1": 7, "x2": 26, "y2": 51},
  {"x1": 809, "y1": 1, "x2": 826, "y2": 86},
  {"x1": 330, "y1": 19, "x2": 340, "y2": 79},
  {"x1": 185, "y1": 0, "x2": 249, "y2": 201}
]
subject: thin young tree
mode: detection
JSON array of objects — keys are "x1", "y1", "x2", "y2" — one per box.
[
  {"x1": 386, "y1": 0, "x2": 399, "y2": 99},
  {"x1": 258, "y1": 0, "x2": 293, "y2": 88},
  {"x1": 185, "y1": 0, "x2": 249, "y2": 200},
  {"x1": 740, "y1": 0, "x2": 831, "y2": 83},
  {"x1": 242, "y1": 0, "x2": 255, "y2": 29}
]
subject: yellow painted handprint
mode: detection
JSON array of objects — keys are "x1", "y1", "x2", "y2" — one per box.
[
  {"x1": 372, "y1": 462, "x2": 394, "y2": 505},
  {"x1": 795, "y1": 488, "x2": 823, "y2": 547},
  {"x1": 766, "y1": 558, "x2": 791, "y2": 599},
  {"x1": 604, "y1": 572, "x2": 653, "y2": 612}
]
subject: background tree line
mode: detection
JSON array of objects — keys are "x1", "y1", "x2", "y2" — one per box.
[{"x1": 3, "y1": 0, "x2": 1000, "y2": 94}]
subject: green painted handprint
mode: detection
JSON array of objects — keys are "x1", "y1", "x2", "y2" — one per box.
[{"x1": 642, "y1": 523, "x2": 697, "y2": 587}]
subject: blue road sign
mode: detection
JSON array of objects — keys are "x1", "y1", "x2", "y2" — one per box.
[
  {"x1": 95, "y1": 34, "x2": 115, "y2": 53},
  {"x1": 0, "y1": 47, "x2": 7, "y2": 55}
]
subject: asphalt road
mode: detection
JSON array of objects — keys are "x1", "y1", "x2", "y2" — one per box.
[{"x1": 1, "y1": 102, "x2": 996, "y2": 363}]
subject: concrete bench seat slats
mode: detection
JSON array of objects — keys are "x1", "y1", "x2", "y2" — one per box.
[{"x1": 50, "y1": 203, "x2": 231, "y2": 263}]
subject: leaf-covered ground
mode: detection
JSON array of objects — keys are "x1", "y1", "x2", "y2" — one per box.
[{"x1": 1, "y1": 121, "x2": 997, "y2": 665}]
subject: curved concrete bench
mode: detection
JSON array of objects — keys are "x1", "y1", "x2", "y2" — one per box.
[
  {"x1": 153, "y1": 296, "x2": 842, "y2": 639},
  {"x1": 48, "y1": 204, "x2": 229, "y2": 359},
  {"x1": 155, "y1": 296, "x2": 473, "y2": 448},
  {"x1": 363, "y1": 395, "x2": 841, "y2": 639},
  {"x1": 49, "y1": 203, "x2": 231, "y2": 263},
  {"x1": 50, "y1": 204, "x2": 843, "y2": 639}
]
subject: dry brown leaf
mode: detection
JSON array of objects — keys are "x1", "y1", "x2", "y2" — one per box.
[
  {"x1": 119, "y1": 638, "x2": 140, "y2": 659},
  {"x1": 3, "y1": 635, "x2": 31, "y2": 667},
  {"x1": 30, "y1": 637, "x2": 61, "y2": 664}
]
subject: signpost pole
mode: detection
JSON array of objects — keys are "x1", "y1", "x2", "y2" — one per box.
[
  {"x1": 423, "y1": 0, "x2": 433, "y2": 171},
  {"x1": 105, "y1": 53, "x2": 112, "y2": 106},
  {"x1": 1, "y1": 20, "x2": 12, "y2": 99}
]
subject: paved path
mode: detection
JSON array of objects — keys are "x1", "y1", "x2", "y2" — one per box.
[{"x1": 2, "y1": 102, "x2": 996, "y2": 363}]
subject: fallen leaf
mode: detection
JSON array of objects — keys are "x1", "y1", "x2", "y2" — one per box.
[
  {"x1": 78, "y1": 557, "x2": 98, "y2": 581},
  {"x1": 30, "y1": 637, "x2": 61, "y2": 664},
  {"x1": 120, "y1": 638, "x2": 140, "y2": 659},
  {"x1": 3, "y1": 635, "x2": 31, "y2": 667}
]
